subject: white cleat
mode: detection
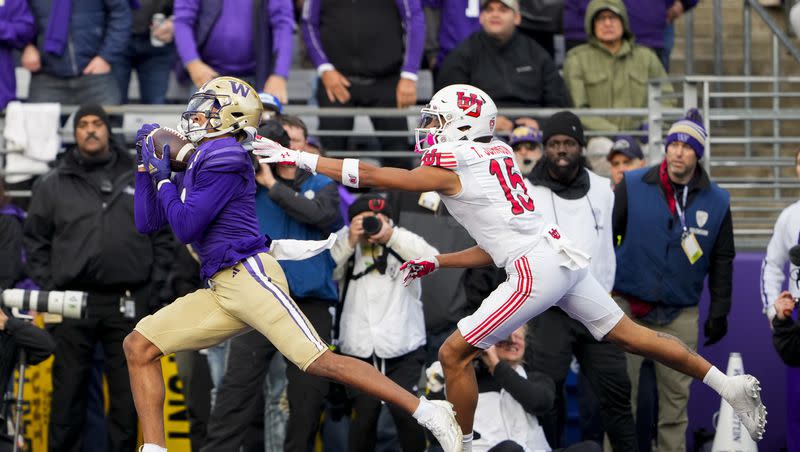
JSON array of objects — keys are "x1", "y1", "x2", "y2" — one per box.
[
  {"x1": 417, "y1": 400, "x2": 463, "y2": 452},
  {"x1": 721, "y1": 374, "x2": 768, "y2": 441}
]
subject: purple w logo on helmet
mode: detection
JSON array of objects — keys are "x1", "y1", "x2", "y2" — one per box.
[{"x1": 229, "y1": 81, "x2": 250, "y2": 97}]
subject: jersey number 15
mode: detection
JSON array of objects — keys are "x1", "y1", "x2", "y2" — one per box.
[{"x1": 489, "y1": 157, "x2": 535, "y2": 215}]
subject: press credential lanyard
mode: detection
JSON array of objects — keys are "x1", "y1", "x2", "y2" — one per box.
[{"x1": 674, "y1": 186, "x2": 703, "y2": 264}]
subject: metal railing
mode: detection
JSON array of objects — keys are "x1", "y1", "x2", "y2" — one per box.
[{"x1": 3, "y1": 76, "x2": 800, "y2": 250}]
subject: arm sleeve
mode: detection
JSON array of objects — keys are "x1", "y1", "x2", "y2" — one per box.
[
  {"x1": 267, "y1": 181, "x2": 342, "y2": 232},
  {"x1": 331, "y1": 226, "x2": 355, "y2": 280},
  {"x1": 156, "y1": 171, "x2": 242, "y2": 244},
  {"x1": 492, "y1": 362, "x2": 556, "y2": 416},
  {"x1": 268, "y1": 0, "x2": 295, "y2": 78},
  {"x1": 0, "y1": 216, "x2": 23, "y2": 289},
  {"x1": 708, "y1": 207, "x2": 735, "y2": 319},
  {"x1": 611, "y1": 176, "x2": 629, "y2": 246},
  {"x1": 761, "y1": 207, "x2": 792, "y2": 314},
  {"x1": 5, "y1": 317, "x2": 56, "y2": 365},
  {"x1": 562, "y1": 51, "x2": 620, "y2": 132},
  {"x1": 772, "y1": 317, "x2": 800, "y2": 367},
  {"x1": 395, "y1": 0, "x2": 425, "y2": 76},
  {"x1": 540, "y1": 51, "x2": 570, "y2": 107},
  {"x1": 134, "y1": 172, "x2": 168, "y2": 234},
  {"x1": 300, "y1": 0, "x2": 330, "y2": 69},
  {"x1": 97, "y1": 0, "x2": 133, "y2": 63},
  {"x1": 22, "y1": 181, "x2": 55, "y2": 290},
  {"x1": 435, "y1": 45, "x2": 471, "y2": 92},
  {"x1": 173, "y1": 0, "x2": 202, "y2": 65},
  {"x1": 385, "y1": 227, "x2": 439, "y2": 261},
  {"x1": 0, "y1": 0, "x2": 36, "y2": 49}
]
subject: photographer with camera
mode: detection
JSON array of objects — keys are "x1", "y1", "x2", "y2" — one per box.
[
  {"x1": 0, "y1": 307, "x2": 56, "y2": 450},
  {"x1": 771, "y1": 291, "x2": 800, "y2": 367},
  {"x1": 22, "y1": 104, "x2": 175, "y2": 451},
  {"x1": 330, "y1": 194, "x2": 438, "y2": 452}
]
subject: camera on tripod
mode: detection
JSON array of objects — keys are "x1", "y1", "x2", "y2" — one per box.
[{"x1": 1, "y1": 289, "x2": 87, "y2": 319}]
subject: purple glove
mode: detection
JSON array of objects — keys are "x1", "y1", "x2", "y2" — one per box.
[{"x1": 135, "y1": 123, "x2": 160, "y2": 165}]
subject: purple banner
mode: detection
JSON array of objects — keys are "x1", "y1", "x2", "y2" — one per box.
[{"x1": 688, "y1": 252, "x2": 795, "y2": 451}]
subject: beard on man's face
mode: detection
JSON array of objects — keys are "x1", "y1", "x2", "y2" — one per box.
[{"x1": 544, "y1": 152, "x2": 581, "y2": 181}]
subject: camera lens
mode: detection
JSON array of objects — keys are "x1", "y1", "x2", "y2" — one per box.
[{"x1": 362, "y1": 215, "x2": 382, "y2": 236}]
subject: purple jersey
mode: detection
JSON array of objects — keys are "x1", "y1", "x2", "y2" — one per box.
[
  {"x1": 135, "y1": 137, "x2": 268, "y2": 280},
  {"x1": 429, "y1": 0, "x2": 480, "y2": 66}
]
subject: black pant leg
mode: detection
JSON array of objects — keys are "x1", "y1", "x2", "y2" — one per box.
[
  {"x1": 525, "y1": 308, "x2": 575, "y2": 448},
  {"x1": 487, "y1": 440, "x2": 525, "y2": 452},
  {"x1": 316, "y1": 81, "x2": 355, "y2": 153},
  {"x1": 47, "y1": 319, "x2": 96, "y2": 452},
  {"x1": 574, "y1": 326, "x2": 637, "y2": 452},
  {"x1": 347, "y1": 389, "x2": 382, "y2": 452},
  {"x1": 365, "y1": 76, "x2": 414, "y2": 168},
  {"x1": 284, "y1": 299, "x2": 331, "y2": 452},
  {"x1": 202, "y1": 330, "x2": 276, "y2": 452},
  {"x1": 98, "y1": 313, "x2": 138, "y2": 452},
  {"x1": 174, "y1": 350, "x2": 213, "y2": 452},
  {"x1": 385, "y1": 350, "x2": 426, "y2": 452}
]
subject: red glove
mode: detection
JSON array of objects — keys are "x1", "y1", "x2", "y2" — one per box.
[{"x1": 400, "y1": 256, "x2": 440, "y2": 286}]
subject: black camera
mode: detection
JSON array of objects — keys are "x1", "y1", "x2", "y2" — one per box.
[{"x1": 362, "y1": 215, "x2": 383, "y2": 236}]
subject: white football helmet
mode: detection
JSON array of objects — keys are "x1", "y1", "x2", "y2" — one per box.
[{"x1": 415, "y1": 84, "x2": 498, "y2": 152}]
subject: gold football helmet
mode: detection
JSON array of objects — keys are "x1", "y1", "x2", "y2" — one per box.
[{"x1": 180, "y1": 76, "x2": 263, "y2": 143}]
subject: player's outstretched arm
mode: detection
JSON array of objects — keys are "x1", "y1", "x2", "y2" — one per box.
[
  {"x1": 437, "y1": 245, "x2": 494, "y2": 269},
  {"x1": 253, "y1": 138, "x2": 460, "y2": 195}
]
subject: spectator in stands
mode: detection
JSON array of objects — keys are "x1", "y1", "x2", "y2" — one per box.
[
  {"x1": 0, "y1": 181, "x2": 25, "y2": 289},
  {"x1": 771, "y1": 291, "x2": 800, "y2": 367},
  {"x1": 563, "y1": 0, "x2": 696, "y2": 62},
  {"x1": 563, "y1": 0, "x2": 672, "y2": 133},
  {"x1": 761, "y1": 147, "x2": 800, "y2": 327},
  {"x1": 607, "y1": 135, "x2": 646, "y2": 188},
  {"x1": 23, "y1": 0, "x2": 131, "y2": 105},
  {"x1": 173, "y1": 0, "x2": 294, "y2": 103},
  {"x1": 524, "y1": 111, "x2": 636, "y2": 450},
  {"x1": 612, "y1": 109, "x2": 734, "y2": 452},
  {"x1": 436, "y1": 0, "x2": 570, "y2": 133},
  {"x1": 22, "y1": 105, "x2": 174, "y2": 451},
  {"x1": 0, "y1": 0, "x2": 35, "y2": 111},
  {"x1": 331, "y1": 194, "x2": 435, "y2": 452},
  {"x1": 113, "y1": 0, "x2": 175, "y2": 104},
  {"x1": 301, "y1": 0, "x2": 424, "y2": 159},
  {"x1": 260, "y1": 92, "x2": 284, "y2": 122},
  {"x1": 428, "y1": 325, "x2": 601, "y2": 452},
  {"x1": 251, "y1": 117, "x2": 343, "y2": 452},
  {"x1": 423, "y1": 0, "x2": 481, "y2": 71},
  {"x1": 509, "y1": 125, "x2": 543, "y2": 176}
]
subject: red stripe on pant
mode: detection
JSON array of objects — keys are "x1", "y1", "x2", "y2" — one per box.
[{"x1": 463, "y1": 257, "x2": 533, "y2": 345}]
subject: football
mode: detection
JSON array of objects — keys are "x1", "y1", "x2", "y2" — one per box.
[{"x1": 146, "y1": 127, "x2": 196, "y2": 172}]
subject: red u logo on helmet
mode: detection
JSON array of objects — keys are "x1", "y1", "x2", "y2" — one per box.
[
  {"x1": 456, "y1": 92, "x2": 483, "y2": 118},
  {"x1": 368, "y1": 199, "x2": 385, "y2": 212}
]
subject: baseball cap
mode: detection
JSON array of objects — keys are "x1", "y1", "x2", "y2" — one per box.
[
  {"x1": 508, "y1": 126, "x2": 542, "y2": 148},
  {"x1": 606, "y1": 135, "x2": 644, "y2": 161},
  {"x1": 480, "y1": 0, "x2": 520, "y2": 13}
]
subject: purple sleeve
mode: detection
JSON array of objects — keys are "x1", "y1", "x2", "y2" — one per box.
[
  {"x1": 174, "y1": 0, "x2": 202, "y2": 65},
  {"x1": 422, "y1": 0, "x2": 441, "y2": 7},
  {"x1": 300, "y1": 0, "x2": 329, "y2": 68},
  {"x1": 135, "y1": 172, "x2": 168, "y2": 234},
  {"x1": 268, "y1": 0, "x2": 295, "y2": 78},
  {"x1": 0, "y1": 0, "x2": 36, "y2": 49},
  {"x1": 397, "y1": 0, "x2": 425, "y2": 75},
  {"x1": 156, "y1": 170, "x2": 242, "y2": 244}
]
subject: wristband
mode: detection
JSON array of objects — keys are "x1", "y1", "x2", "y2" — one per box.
[
  {"x1": 297, "y1": 151, "x2": 320, "y2": 174},
  {"x1": 342, "y1": 158, "x2": 360, "y2": 188}
]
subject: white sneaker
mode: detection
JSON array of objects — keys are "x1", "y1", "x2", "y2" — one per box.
[
  {"x1": 417, "y1": 400, "x2": 463, "y2": 452},
  {"x1": 721, "y1": 374, "x2": 768, "y2": 441}
]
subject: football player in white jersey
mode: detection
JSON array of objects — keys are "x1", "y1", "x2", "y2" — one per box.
[{"x1": 253, "y1": 84, "x2": 767, "y2": 450}]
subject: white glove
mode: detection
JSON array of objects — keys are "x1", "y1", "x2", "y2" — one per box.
[
  {"x1": 425, "y1": 361, "x2": 445, "y2": 393},
  {"x1": 252, "y1": 136, "x2": 319, "y2": 173},
  {"x1": 399, "y1": 256, "x2": 440, "y2": 287}
]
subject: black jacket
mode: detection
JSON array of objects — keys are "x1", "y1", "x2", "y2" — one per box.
[
  {"x1": 475, "y1": 360, "x2": 555, "y2": 417},
  {"x1": 0, "y1": 214, "x2": 23, "y2": 289},
  {"x1": 23, "y1": 148, "x2": 174, "y2": 295},
  {"x1": 436, "y1": 30, "x2": 570, "y2": 108},
  {"x1": 612, "y1": 164, "x2": 735, "y2": 319},
  {"x1": 772, "y1": 316, "x2": 800, "y2": 367},
  {"x1": 0, "y1": 311, "x2": 56, "y2": 397}
]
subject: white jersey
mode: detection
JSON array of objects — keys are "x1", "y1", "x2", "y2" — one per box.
[{"x1": 420, "y1": 139, "x2": 547, "y2": 267}]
